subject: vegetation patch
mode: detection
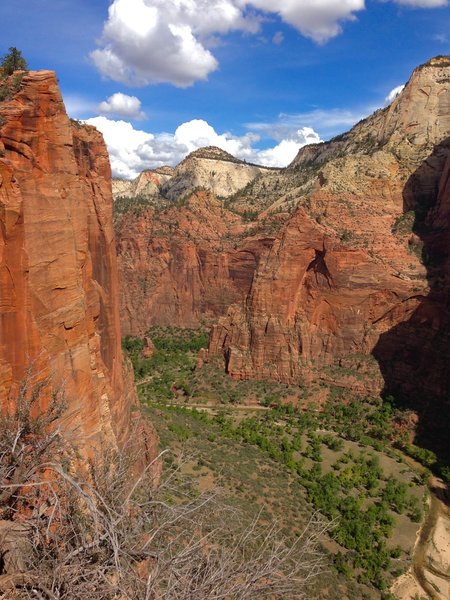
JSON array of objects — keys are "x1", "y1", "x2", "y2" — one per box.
[
  {"x1": 124, "y1": 327, "x2": 303, "y2": 405},
  {"x1": 392, "y1": 211, "x2": 415, "y2": 235},
  {"x1": 126, "y1": 328, "x2": 433, "y2": 597},
  {"x1": 113, "y1": 193, "x2": 171, "y2": 220},
  {"x1": 0, "y1": 48, "x2": 28, "y2": 103}
]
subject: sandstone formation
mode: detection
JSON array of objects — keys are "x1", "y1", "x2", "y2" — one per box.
[
  {"x1": 113, "y1": 166, "x2": 174, "y2": 200},
  {"x1": 112, "y1": 146, "x2": 274, "y2": 204},
  {"x1": 115, "y1": 189, "x2": 280, "y2": 334},
  {"x1": 113, "y1": 145, "x2": 287, "y2": 333},
  {"x1": 160, "y1": 146, "x2": 275, "y2": 201},
  {"x1": 207, "y1": 56, "x2": 450, "y2": 449},
  {"x1": 0, "y1": 70, "x2": 155, "y2": 456}
]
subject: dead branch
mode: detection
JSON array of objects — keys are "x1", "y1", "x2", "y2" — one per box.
[{"x1": 0, "y1": 377, "x2": 330, "y2": 599}]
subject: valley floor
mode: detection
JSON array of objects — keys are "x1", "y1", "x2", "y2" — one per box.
[{"x1": 124, "y1": 327, "x2": 450, "y2": 599}]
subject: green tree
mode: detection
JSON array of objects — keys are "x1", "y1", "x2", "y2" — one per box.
[{"x1": 1, "y1": 47, "x2": 28, "y2": 77}]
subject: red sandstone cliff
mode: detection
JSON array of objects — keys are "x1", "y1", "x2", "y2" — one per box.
[
  {"x1": 209, "y1": 206, "x2": 413, "y2": 389},
  {"x1": 115, "y1": 189, "x2": 280, "y2": 333},
  {"x1": 208, "y1": 56, "x2": 450, "y2": 416},
  {"x1": 0, "y1": 71, "x2": 155, "y2": 455}
]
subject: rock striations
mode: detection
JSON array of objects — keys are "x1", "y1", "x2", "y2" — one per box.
[
  {"x1": 0, "y1": 71, "x2": 156, "y2": 456},
  {"x1": 113, "y1": 166, "x2": 174, "y2": 200},
  {"x1": 114, "y1": 145, "x2": 286, "y2": 334},
  {"x1": 115, "y1": 189, "x2": 279, "y2": 334},
  {"x1": 160, "y1": 147, "x2": 274, "y2": 201},
  {"x1": 207, "y1": 56, "x2": 450, "y2": 441}
]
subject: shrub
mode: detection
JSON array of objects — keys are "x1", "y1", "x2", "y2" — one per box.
[
  {"x1": 0, "y1": 72, "x2": 26, "y2": 102},
  {"x1": 391, "y1": 211, "x2": 415, "y2": 235}
]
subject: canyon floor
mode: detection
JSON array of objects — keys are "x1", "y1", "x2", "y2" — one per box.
[{"x1": 124, "y1": 327, "x2": 450, "y2": 600}]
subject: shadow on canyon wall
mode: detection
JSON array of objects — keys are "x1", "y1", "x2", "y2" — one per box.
[{"x1": 373, "y1": 138, "x2": 450, "y2": 466}]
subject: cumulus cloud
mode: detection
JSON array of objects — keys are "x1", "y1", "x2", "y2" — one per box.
[
  {"x1": 91, "y1": 0, "x2": 256, "y2": 87},
  {"x1": 98, "y1": 92, "x2": 147, "y2": 119},
  {"x1": 385, "y1": 84, "x2": 405, "y2": 104},
  {"x1": 92, "y1": 0, "x2": 448, "y2": 86},
  {"x1": 241, "y1": 0, "x2": 365, "y2": 44},
  {"x1": 90, "y1": 0, "x2": 363, "y2": 86},
  {"x1": 85, "y1": 116, "x2": 321, "y2": 178},
  {"x1": 85, "y1": 116, "x2": 156, "y2": 179},
  {"x1": 256, "y1": 128, "x2": 321, "y2": 166}
]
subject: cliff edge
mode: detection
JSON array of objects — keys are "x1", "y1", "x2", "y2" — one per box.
[{"x1": 0, "y1": 70, "x2": 155, "y2": 456}]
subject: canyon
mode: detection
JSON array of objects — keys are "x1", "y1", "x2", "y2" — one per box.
[
  {"x1": 210, "y1": 57, "x2": 450, "y2": 458},
  {"x1": 209, "y1": 56, "x2": 450, "y2": 397},
  {"x1": 1, "y1": 54, "x2": 449, "y2": 599},
  {"x1": 114, "y1": 56, "x2": 450, "y2": 461}
]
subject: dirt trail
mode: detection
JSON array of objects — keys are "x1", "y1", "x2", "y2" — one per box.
[{"x1": 152, "y1": 401, "x2": 270, "y2": 413}]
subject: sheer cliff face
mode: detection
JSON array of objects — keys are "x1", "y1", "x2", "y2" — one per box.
[
  {"x1": 114, "y1": 147, "x2": 280, "y2": 335},
  {"x1": 209, "y1": 58, "x2": 450, "y2": 411},
  {"x1": 0, "y1": 71, "x2": 152, "y2": 453},
  {"x1": 115, "y1": 190, "x2": 278, "y2": 334}
]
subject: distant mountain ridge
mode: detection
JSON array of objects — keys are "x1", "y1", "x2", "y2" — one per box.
[{"x1": 112, "y1": 144, "x2": 277, "y2": 203}]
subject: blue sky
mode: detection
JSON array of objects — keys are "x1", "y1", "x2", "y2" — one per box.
[{"x1": 1, "y1": 0, "x2": 450, "y2": 178}]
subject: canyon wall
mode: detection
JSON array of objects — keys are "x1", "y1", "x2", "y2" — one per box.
[
  {"x1": 208, "y1": 57, "x2": 450, "y2": 434},
  {"x1": 113, "y1": 146, "x2": 283, "y2": 335},
  {"x1": 0, "y1": 71, "x2": 155, "y2": 455},
  {"x1": 115, "y1": 189, "x2": 278, "y2": 334}
]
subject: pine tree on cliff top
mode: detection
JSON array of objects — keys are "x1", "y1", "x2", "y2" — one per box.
[{"x1": 1, "y1": 47, "x2": 28, "y2": 77}]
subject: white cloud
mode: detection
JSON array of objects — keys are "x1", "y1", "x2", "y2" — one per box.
[
  {"x1": 385, "y1": 84, "x2": 405, "y2": 105},
  {"x1": 173, "y1": 119, "x2": 257, "y2": 159},
  {"x1": 85, "y1": 116, "x2": 157, "y2": 179},
  {"x1": 240, "y1": 0, "x2": 365, "y2": 44},
  {"x1": 85, "y1": 116, "x2": 321, "y2": 178},
  {"x1": 247, "y1": 107, "x2": 372, "y2": 141},
  {"x1": 98, "y1": 92, "x2": 147, "y2": 119},
  {"x1": 91, "y1": 0, "x2": 255, "y2": 87},
  {"x1": 256, "y1": 128, "x2": 322, "y2": 166},
  {"x1": 92, "y1": 1, "x2": 448, "y2": 86},
  {"x1": 272, "y1": 31, "x2": 284, "y2": 44}
]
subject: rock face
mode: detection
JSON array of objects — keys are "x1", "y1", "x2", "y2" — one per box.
[
  {"x1": 112, "y1": 146, "x2": 274, "y2": 204},
  {"x1": 209, "y1": 206, "x2": 412, "y2": 386},
  {"x1": 208, "y1": 56, "x2": 450, "y2": 448},
  {"x1": 116, "y1": 189, "x2": 279, "y2": 334},
  {"x1": 113, "y1": 146, "x2": 285, "y2": 334},
  {"x1": 112, "y1": 167, "x2": 174, "y2": 200},
  {"x1": 0, "y1": 71, "x2": 155, "y2": 455},
  {"x1": 161, "y1": 147, "x2": 274, "y2": 201}
]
